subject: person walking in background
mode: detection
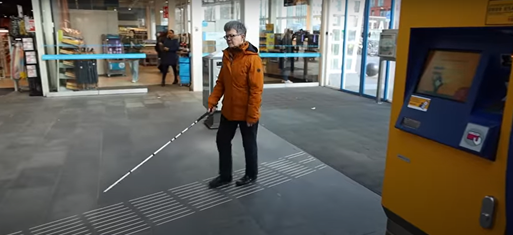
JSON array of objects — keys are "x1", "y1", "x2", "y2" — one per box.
[
  {"x1": 158, "y1": 30, "x2": 179, "y2": 86},
  {"x1": 155, "y1": 31, "x2": 166, "y2": 72},
  {"x1": 280, "y1": 29, "x2": 294, "y2": 84},
  {"x1": 207, "y1": 21, "x2": 264, "y2": 188}
]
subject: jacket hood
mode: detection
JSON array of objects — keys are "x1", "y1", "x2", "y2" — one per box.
[{"x1": 224, "y1": 41, "x2": 259, "y2": 56}]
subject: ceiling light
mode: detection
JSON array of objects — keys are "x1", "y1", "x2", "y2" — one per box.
[{"x1": 128, "y1": 8, "x2": 131, "y2": 10}]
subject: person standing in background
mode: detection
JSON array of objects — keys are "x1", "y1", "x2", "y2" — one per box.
[
  {"x1": 122, "y1": 30, "x2": 143, "y2": 83},
  {"x1": 280, "y1": 29, "x2": 294, "y2": 84},
  {"x1": 158, "y1": 30, "x2": 180, "y2": 86}
]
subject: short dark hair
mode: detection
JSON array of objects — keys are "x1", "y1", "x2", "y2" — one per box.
[{"x1": 169, "y1": 29, "x2": 174, "y2": 33}]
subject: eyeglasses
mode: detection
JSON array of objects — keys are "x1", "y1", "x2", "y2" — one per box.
[{"x1": 223, "y1": 34, "x2": 241, "y2": 39}]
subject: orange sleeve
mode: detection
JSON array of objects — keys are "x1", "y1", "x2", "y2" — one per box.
[
  {"x1": 208, "y1": 62, "x2": 226, "y2": 109},
  {"x1": 246, "y1": 56, "x2": 264, "y2": 123}
]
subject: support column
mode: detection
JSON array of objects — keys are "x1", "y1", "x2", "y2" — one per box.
[
  {"x1": 318, "y1": 0, "x2": 330, "y2": 87},
  {"x1": 146, "y1": 5, "x2": 154, "y2": 40},
  {"x1": 31, "y1": 0, "x2": 50, "y2": 96},
  {"x1": 154, "y1": 0, "x2": 162, "y2": 26},
  {"x1": 182, "y1": 6, "x2": 187, "y2": 33},
  {"x1": 268, "y1": 0, "x2": 277, "y2": 32},
  {"x1": 240, "y1": 0, "x2": 260, "y2": 49},
  {"x1": 168, "y1": 0, "x2": 176, "y2": 31},
  {"x1": 306, "y1": 4, "x2": 312, "y2": 31},
  {"x1": 190, "y1": 0, "x2": 203, "y2": 92}
]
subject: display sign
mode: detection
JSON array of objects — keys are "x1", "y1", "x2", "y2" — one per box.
[
  {"x1": 17, "y1": 5, "x2": 23, "y2": 17},
  {"x1": 25, "y1": 19, "x2": 36, "y2": 33},
  {"x1": 284, "y1": 0, "x2": 308, "y2": 7},
  {"x1": 163, "y1": 6, "x2": 169, "y2": 18},
  {"x1": 485, "y1": 0, "x2": 513, "y2": 25},
  {"x1": 22, "y1": 37, "x2": 34, "y2": 51},
  {"x1": 26, "y1": 19, "x2": 35, "y2": 33},
  {"x1": 266, "y1": 33, "x2": 275, "y2": 50},
  {"x1": 378, "y1": 29, "x2": 398, "y2": 59},
  {"x1": 25, "y1": 51, "x2": 37, "y2": 64},
  {"x1": 416, "y1": 50, "x2": 481, "y2": 102},
  {"x1": 26, "y1": 65, "x2": 37, "y2": 78},
  {"x1": 265, "y1": 24, "x2": 274, "y2": 32},
  {"x1": 459, "y1": 123, "x2": 489, "y2": 153},
  {"x1": 407, "y1": 95, "x2": 431, "y2": 112}
]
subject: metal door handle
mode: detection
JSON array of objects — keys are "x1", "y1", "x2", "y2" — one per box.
[{"x1": 480, "y1": 196, "x2": 496, "y2": 229}]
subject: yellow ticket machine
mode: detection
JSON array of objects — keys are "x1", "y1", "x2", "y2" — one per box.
[{"x1": 382, "y1": 1, "x2": 513, "y2": 234}]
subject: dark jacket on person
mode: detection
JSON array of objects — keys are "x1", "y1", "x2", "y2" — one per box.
[
  {"x1": 155, "y1": 36, "x2": 163, "y2": 58},
  {"x1": 160, "y1": 37, "x2": 179, "y2": 65}
]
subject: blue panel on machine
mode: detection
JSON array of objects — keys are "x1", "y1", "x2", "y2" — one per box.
[{"x1": 395, "y1": 27, "x2": 513, "y2": 161}]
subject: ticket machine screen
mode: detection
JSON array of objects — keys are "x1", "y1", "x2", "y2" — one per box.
[
  {"x1": 415, "y1": 50, "x2": 481, "y2": 102},
  {"x1": 394, "y1": 27, "x2": 513, "y2": 161}
]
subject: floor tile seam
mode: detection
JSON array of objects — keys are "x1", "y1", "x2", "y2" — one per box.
[
  {"x1": 38, "y1": 156, "x2": 68, "y2": 233},
  {"x1": 95, "y1": 130, "x2": 105, "y2": 202}
]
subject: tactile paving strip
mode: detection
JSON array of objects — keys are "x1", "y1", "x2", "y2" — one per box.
[{"x1": 5, "y1": 151, "x2": 327, "y2": 235}]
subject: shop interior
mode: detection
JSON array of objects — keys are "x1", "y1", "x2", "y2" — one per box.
[
  {"x1": 201, "y1": 0, "x2": 322, "y2": 84},
  {"x1": 258, "y1": 25, "x2": 320, "y2": 83},
  {"x1": 43, "y1": 0, "x2": 192, "y2": 93},
  {"x1": 0, "y1": 0, "x2": 34, "y2": 95},
  {"x1": 2, "y1": 0, "x2": 396, "y2": 97}
]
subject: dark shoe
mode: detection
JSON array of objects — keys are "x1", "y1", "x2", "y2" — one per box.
[
  {"x1": 208, "y1": 176, "x2": 232, "y2": 188},
  {"x1": 235, "y1": 175, "x2": 257, "y2": 187}
]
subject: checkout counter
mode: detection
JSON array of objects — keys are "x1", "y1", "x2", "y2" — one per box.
[{"x1": 381, "y1": 0, "x2": 513, "y2": 234}]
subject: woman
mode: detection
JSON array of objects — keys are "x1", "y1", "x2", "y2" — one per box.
[
  {"x1": 207, "y1": 21, "x2": 264, "y2": 188},
  {"x1": 158, "y1": 30, "x2": 179, "y2": 86}
]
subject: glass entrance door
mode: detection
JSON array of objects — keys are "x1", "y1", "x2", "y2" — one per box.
[
  {"x1": 341, "y1": 0, "x2": 365, "y2": 93},
  {"x1": 325, "y1": 0, "x2": 346, "y2": 89},
  {"x1": 363, "y1": 0, "x2": 393, "y2": 98}
]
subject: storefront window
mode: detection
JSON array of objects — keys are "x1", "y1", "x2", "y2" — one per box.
[
  {"x1": 39, "y1": 0, "x2": 187, "y2": 94},
  {"x1": 202, "y1": 0, "x2": 241, "y2": 54},
  {"x1": 259, "y1": 0, "x2": 322, "y2": 84}
]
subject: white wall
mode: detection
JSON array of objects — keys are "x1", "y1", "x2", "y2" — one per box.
[
  {"x1": 69, "y1": 10, "x2": 119, "y2": 75},
  {"x1": 240, "y1": 0, "x2": 260, "y2": 49}
]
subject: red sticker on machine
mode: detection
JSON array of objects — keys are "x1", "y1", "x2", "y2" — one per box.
[{"x1": 466, "y1": 131, "x2": 482, "y2": 146}]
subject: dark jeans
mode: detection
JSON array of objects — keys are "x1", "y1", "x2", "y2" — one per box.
[
  {"x1": 217, "y1": 115, "x2": 259, "y2": 180},
  {"x1": 160, "y1": 64, "x2": 178, "y2": 84}
]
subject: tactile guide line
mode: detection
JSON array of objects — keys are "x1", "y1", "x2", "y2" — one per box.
[{"x1": 5, "y1": 151, "x2": 327, "y2": 235}]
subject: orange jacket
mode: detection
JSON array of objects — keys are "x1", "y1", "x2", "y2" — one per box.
[{"x1": 208, "y1": 42, "x2": 264, "y2": 123}]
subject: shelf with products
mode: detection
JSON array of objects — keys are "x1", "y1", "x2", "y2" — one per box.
[
  {"x1": 57, "y1": 28, "x2": 83, "y2": 92},
  {"x1": 119, "y1": 27, "x2": 148, "y2": 41},
  {"x1": 56, "y1": 28, "x2": 98, "y2": 92},
  {"x1": 0, "y1": 30, "x2": 11, "y2": 80}
]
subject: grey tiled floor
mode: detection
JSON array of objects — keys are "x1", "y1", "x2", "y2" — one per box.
[
  {"x1": 260, "y1": 87, "x2": 391, "y2": 194},
  {"x1": 0, "y1": 86, "x2": 387, "y2": 235}
]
